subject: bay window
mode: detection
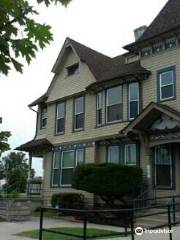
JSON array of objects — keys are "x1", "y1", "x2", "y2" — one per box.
[
  {"x1": 52, "y1": 152, "x2": 61, "y2": 186},
  {"x1": 74, "y1": 96, "x2": 84, "y2": 130},
  {"x1": 61, "y1": 151, "x2": 75, "y2": 186},
  {"x1": 56, "y1": 102, "x2": 65, "y2": 134},
  {"x1": 129, "y1": 83, "x2": 139, "y2": 119},
  {"x1": 106, "y1": 86, "x2": 123, "y2": 123}
]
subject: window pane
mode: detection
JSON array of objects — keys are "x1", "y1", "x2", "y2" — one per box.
[
  {"x1": 61, "y1": 169, "x2": 73, "y2": 185},
  {"x1": 156, "y1": 165, "x2": 171, "y2": 187},
  {"x1": 129, "y1": 83, "x2": 139, "y2": 101},
  {"x1": 161, "y1": 85, "x2": 174, "y2": 99},
  {"x1": 97, "y1": 109, "x2": 102, "y2": 125},
  {"x1": 97, "y1": 93, "x2": 102, "y2": 110},
  {"x1": 108, "y1": 146, "x2": 119, "y2": 163},
  {"x1": 57, "y1": 102, "x2": 65, "y2": 119},
  {"x1": 57, "y1": 118, "x2": 65, "y2": 133},
  {"x1": 52, "y1": 169, "x2": 59, "y2": 185},
  {"x1": 75, "y1": 97, "x2": 84, "y2": 114},
  {"x1": 75, "y1": 113, "x2": 84, "y2": 129},
  {"x1": 107, "y1": 104, "x2": 123, "y2": 122},
  {"x1": 107, "y1": 86, "x2": 122, "y2": 106},
  {"x1": 155, "y1": 145, "x2": 171, "y2": 165},
  {"x1": 161, "y1": 71, "x2": 173, "y2": 86},
  {"x1": 130, "y1": 101, "x2": 138, "y2": 119},
  {"x1": 42, "y1": 118, "x2": 47, "y2": 128},
  {"x1": 53, "y1": 152, "x2": 61, "y2": 169},
  {"x1": 76, "y1": 149, "x2": 84, "y2": 165},
  {"x1": 125, "y1": 144, "x2": 137, "y2": 165},
  {"x1": 62, "y1": 151, "x2": 75, "y2": 168}
]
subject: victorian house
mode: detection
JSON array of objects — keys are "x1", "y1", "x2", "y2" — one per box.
[{"x1": 17, "y1": 0, "x2": 180, "y2": 206}]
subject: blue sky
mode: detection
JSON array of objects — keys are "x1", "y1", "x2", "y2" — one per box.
[{"x1": 0, "y1": 0, "x2": 167, "y2": 176}]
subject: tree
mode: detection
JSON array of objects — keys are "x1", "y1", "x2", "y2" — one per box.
[
  {"x1": 0, "y1": 0, "x2": 71, "y2": 75},
  {"x1": 0, "y1": 151, "x2": 35, "y2": 192},
  {"x1": 73, "y1": 163, "x2": 143, "y2": 208},
  {"x1": 0, "y1": 131, "x2": 11, "y2": 179}
]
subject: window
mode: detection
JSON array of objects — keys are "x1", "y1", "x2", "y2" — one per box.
[
  {"x1": 152, "y1": 43, "x2": 163, "y2": 54},
  {"x1": 61, "y1": 151, "x2": 75, "y2": 186},
  {"x1": 96, "y1": 92, "x2": 102, "y2": 125},
  {"x1": 154, "y1": 145, "x2": 174, "y2": 188},
  {"x1": 51, "y1": 149, "x2": 85, "y2": 187},
  {"x1": 107, "y1": 146, "x2": 120, "y2": 163},
  {"x1": 74, "y1": 96, "x2": 84, "y2": 130},
  {"x1": 157, "y1": 67, "x2": 176, "y2": 101},
  {"x1": 141, "y1": 47, "x2": 151, "y2": 57},
  {"x1": 40, "y1": 107, "x2": 47, "y2": 129},
  {"x1": 165, "y1": 38, "x2": 176, "y2": 49},
  {"x1": 56, "y1": 102, "x2": 65, "y2": 134},
  {"x1": 52, "y1": 152, "x2": 61, "y2": 186},
  {"x1": 106, "y1": 86, "x2": 123, "y2": 123},
  {"x1": 124, "y1": 144, "x2": 137, "y2": 165},
  {"x1": 67, "y1": 63, "x2": 79, "y2": 76},
  {"x1": 107, "y1": 144, "x2": 138, "y2": 165},
  {"x1": 129, "y1": 83, "x2": 139, "y2": 119}
]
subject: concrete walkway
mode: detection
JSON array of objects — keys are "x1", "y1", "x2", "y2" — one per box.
[{"x1": 0, "y1": 216, "x2": 179, "y2": 240}]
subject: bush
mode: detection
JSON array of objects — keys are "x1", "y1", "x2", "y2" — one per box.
[
  {"x1": 73, "y1": 163, "x2": 143, "y2": 207},
  {"x1": 51, "y1": 193, "x2": 85, "y2": 209}
]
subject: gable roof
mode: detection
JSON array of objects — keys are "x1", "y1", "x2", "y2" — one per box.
[
  {"x1": 124, "y1": 0, "x2": 180, "y2": 50},
  {"x1": 122, "y1": 102, "x2": 180, "y2": 135},
  {"x1": 30, "y1": 38, "x2": 150, "y2": 106}
]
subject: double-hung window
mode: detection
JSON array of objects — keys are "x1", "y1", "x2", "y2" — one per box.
[
  {"x1": 52, "y1": 152, "x2": 61, "y2": 187},
  {"x1": 40, "y1": 107, "x2": 47, "y2": 129},
  {"x1": 52, "y1": 149, "x2": 85, "y2": 187},
  {"x1": 157, "y1": 66, "x2": 176, "y2": 101},
  {"x1": 124, "y1": 144, "x2": 137, "y2": 165},
  {"x1": 61, "y1": 151, "x2": 75, "y2": 186},
  {"x1": 56, "y1": 102, "x2": 65, "y2": 134},
  {"x1": 154, "y1": 145, "x2": 174, "y2": 189},
  {"x1": 74, "y1": 96, "x2": 84, "y2": 131},
  {"x1": 129, "y1": 83, "x2": 139, "y2": 119},
  {"x1": 107, "y1": 144, "x2": 138, "y2": 165},
  {"x1": 96, "y1": 92, "x2": 102, "y2": 126},
  {"x1": 106, "y1": 86, "x2": 123, "y2": 123}
]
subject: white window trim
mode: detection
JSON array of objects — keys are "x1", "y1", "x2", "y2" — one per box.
[
  {"x1": 159, "y1": 71, "x2": 175, "y2": 101},
  {"x1": 60, "y1": 150, "x2": 75, "y2": 187},
  {"x1": 124, "y1": 144, "x2": 137, "y2": 166},
  {"x1": 56, "y1": 102, "x2": 65, "y2": 134},
  {"x1": 52, "y1": 153, "x2": 60, "y2": 187},
  {"x1": 154, "y1": 146, "x2": 173, "y2": 188},
  {"x1": 106, "y1": 86, "x2": 123, "y2": 124},
  {"x1": 74, "y1": 96, "x2": 84, "y2": 131},
  {"x1": 128, "y1": 83, "x2": 139, "y2": 120}
]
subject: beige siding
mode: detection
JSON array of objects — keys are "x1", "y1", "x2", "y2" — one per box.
[{"x1": 141, "y1": 47, "x2": 180, "y2": 111}]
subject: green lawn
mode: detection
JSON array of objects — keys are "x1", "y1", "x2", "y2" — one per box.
[{"x1": 17, "y1": 227, "x2": 128, "y2": 240}]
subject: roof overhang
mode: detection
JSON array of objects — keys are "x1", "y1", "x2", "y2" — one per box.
[
  {"x1": 15, "y1": 138, "x2": 52, "y2": 153},
  {"x1": 121, "y1": 102, "x2": 180, "y2": 136}
]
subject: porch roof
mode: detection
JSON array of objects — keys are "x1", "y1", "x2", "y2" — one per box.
[
  {"x1": 15, "y1": 138, "x2": 52, "y2": 152},
  {"x1": 121, "y1": 102, "x2": 180, "y2": 135}
]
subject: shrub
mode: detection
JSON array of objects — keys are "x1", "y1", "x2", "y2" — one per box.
[
  {"x1": 73, "y1": 163, "x2": 143, "y2": 207},
  {"x1": 51, "y1": 193, "x2": 85, "y2": 209}
]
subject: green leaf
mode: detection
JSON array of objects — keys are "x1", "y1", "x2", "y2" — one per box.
[{"x1": 11, "y1": 58, "x2": 23, "y2": 73}]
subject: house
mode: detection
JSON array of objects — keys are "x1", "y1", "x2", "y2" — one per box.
[{"x1": 17, "y1": 0, "x2": 180, "y2": 206}]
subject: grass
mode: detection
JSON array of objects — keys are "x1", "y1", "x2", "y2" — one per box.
[{"x1": 17, "y1": 227, "x2": 128, "y2": 239}]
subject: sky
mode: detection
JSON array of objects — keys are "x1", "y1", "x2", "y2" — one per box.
[{"x1": 0, "y1": 0, "x2": 168, "y2": 176}]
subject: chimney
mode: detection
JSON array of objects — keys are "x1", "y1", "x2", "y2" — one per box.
[{"x1": 134, "y1": 25, "x2": 147, "y2": 41}]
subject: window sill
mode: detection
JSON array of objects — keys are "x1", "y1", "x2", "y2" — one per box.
[
  {"x1": 73, "y1": 128, "x2": 84, "y2": 133},
  {"x1": 55, "y1": 132, "x2": 65, "y2": 136},
  {"x1": 154, "y1": 186, "x2": 175, "y2": 190},
  {"x1": 158, "y1": 96, "x2": 176, "y2": 103}
]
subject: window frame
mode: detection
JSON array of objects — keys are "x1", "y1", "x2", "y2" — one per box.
[
  {"x1": 154, "y1": 145, "x2": 174, "y2": 189},
  {"x1": 40, "y1": 107, "x2": 47, "y2": 129},
  {"x1": 157, "y1": 66, "x2": 176, "y2": 102},
  {"x1": 96, "y1": 92, "x2": 102, "y2": 126},
  {"x1": 51, "y1": 152, "x2": 60, "y2": 187},
  {"x1": 128, "y1": 82, "x2": 140, "y2": 120},
  {"x1": 105, "y1": 85, "x2": 123, "y2": 124},
  {"x1": 55, "y1": 101, "x2": 66, "y2": 135},
  {"x1": 73, "y1": 95, "x2": 85, "y2": 131}
]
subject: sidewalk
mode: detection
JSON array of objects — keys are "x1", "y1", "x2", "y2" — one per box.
[{"x1": 0, "y1": 216, "x2": 179, "y2": 240}]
